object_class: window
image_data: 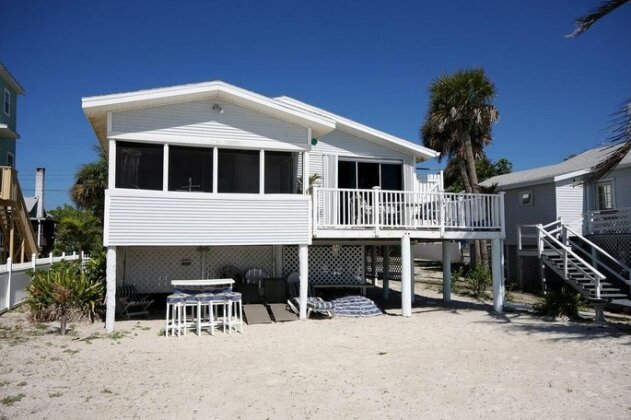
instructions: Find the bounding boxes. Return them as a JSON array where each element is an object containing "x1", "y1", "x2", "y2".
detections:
[
  {"x1": 265, "y1": 151, "x2": 295, "y2": 193},
  {"x1": 218, "y1": 149, "x2": 259, "y2": 193},
  {"x1": 6, "y1": 152, "x2": 14, "y2": 168},
  {"x1": 595, "y1": 181, "x2": 614, "y2": 210},
  {"x1": 115, "y1": 142, "x2": 164, "y2": 190},
  {"x1": 3, "y1": 89, "x2": 9, "y2": 116},
  {"x1": 519, "y1": 190, "x2": 533, "y2": 206},
  {"x1": 168, "y1": 146, "x2": 213, "y2": 192},
  {"x1": 337, "y1": 160, "x2": 403, "y2": 190}
]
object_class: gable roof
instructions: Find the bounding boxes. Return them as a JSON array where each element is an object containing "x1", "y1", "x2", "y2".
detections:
[
  {"x1": 275, "y1": 96, "x2": 439, "y2": 161},
  {"x1": 82, "y1": 80, "x2": 439, "y2": 160},
  {"x1": 481, "y1": 144, "x2": 631, "y2": 189},
  {"x1": 0, "y1": 63, "x2": 25, "y2": 95}
]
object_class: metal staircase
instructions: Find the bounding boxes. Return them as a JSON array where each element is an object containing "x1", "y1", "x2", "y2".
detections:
[{"x1": 536, "y1": 220, "x2": 631, "y2": 306}]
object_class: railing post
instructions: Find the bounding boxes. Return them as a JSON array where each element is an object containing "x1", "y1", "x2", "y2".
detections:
[
  {"x1": 49, "y1": 252, "x2": 53, "y2": 265},
  {"x1": 61, "y1": 252, "x2": 66, "y2": 261},
  {"x1": 595, "y1": 276, "x2": 601, "y2": 300},
  {"x1": 5, "y1": 257, "x2": 12, "y2": 310},
  {"x1": 372, "y1": 186, "x2": 380, "y2": 235},
  {"x1": 536, "y1": 224, "x2": 543, "y2": 257},
  {"x1": 31, "y1": 253, "x2": 37, "y2": 271},
  {"x1": 499, "y1": 192, "x2": 506, "y2": 237},
  {"x1": 563, "y1": 247, "x2": 568, "y2": 279},
  {"x1": 439, "y1": 191, "x2": 445, "y2": 237},
  {"x1": 312, "y1": 186, "x2": 319, "y2": 233}
]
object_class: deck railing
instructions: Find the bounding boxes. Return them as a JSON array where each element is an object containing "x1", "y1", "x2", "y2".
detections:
[
  {"x1": 584, "y1": 207, "x2": 631, "y2": 235},
  {"x1": 313, "y1": 187, "x2": 504, "y2": 235}
]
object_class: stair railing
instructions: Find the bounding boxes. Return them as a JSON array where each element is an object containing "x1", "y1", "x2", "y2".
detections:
[
  {"x1": 563, "y1": 224, "x2": 631, "y2": 292},
  {"x1": 537, "y1": 224, "x2": 606, "y2": 299}
]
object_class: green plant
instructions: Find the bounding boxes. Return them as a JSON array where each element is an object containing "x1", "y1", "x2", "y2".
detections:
[
  {"x1": 466, "y1": 265, "x2": 492, "y2": 298},
  {"x1": 25, "y1": 261, "x2": 105, "y2": 335},
  {"x1": 535, "y1": 286, "x2": 582, "y2": 319},
  {"x1": 1, "y1": 393, "x2": 25, "y2": 406}
]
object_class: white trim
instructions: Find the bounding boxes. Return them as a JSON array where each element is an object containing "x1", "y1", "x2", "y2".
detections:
[
  {"x1": 3, "y1": 88, "x2": 10, "y2": 117},
  {"x1": 106, "y1": 188, "x2": 311, "y2": 201},
  {"x1": 108, "y1": 140, "x2": 116, "y2": 189},
  {"x1": 6, "y1": 151, "x2": 14, "y2": 168},
  {"x1": 212, "y1": 146, "x2": 218, "y2": 194},
  {"x1": 553, "y1": 169, "x2": 590, "y2": 183},
  {"x1": 594, "y1": 178, "x2": 615, "y2": 210},
  {"x1": 163, "y1": 143, "x2": 169, "y2": 191},
  {"x1": 259, "y1": 150, "x2": 265, "y2": 195}
]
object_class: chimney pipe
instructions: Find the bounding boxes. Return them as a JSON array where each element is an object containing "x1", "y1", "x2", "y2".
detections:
[{"x1": 35, "y1": 167, "x2": 45, "y2": 219}]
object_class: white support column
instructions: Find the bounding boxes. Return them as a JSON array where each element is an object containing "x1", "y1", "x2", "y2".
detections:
[
  {"x1": 491, "y1": 238, "x2": 504, "y2": 313},
  {"x1": 442, "y1": 241, "x2": 452, "y2": 303},
  {"x1": 383, "y1": 245, "x2": 390, "y2": 299},
  {"x1": 108, "y1": 139, "x2": 116, "y2": 189},
  {"x1": 410, "y1": 241, "x2": 416, "y2": 304},
  {"x1": 273, "y1": 245, "x2": 283, "y2": 277},
  {"x1": 259, "y1": 150, "x2": 265, "y2": 195},
  {"x1": 401, "y1": 234, "x2": 412, "y2": 317},
  {"x1": 302, "y1": 151, "x2": 310, "y2": 195},
  {"x1": 105, "y1": 246, "x2": 117, "y2": 333},
  {"x1": 298, "y1": 244, "x2": 309, "y2": 320}
]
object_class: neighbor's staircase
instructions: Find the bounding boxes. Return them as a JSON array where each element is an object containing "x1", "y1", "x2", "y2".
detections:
[
  {"x1": 0, "y1": 166, "x2": 38, "y2": 263},
  {"x1": 536, "y1": 220, "x2": 631, "y2": 306}
]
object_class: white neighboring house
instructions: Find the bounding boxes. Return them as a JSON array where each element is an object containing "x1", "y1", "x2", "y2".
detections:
[
  {"x1": 481, "y1": 146, "x2": 631, "y2": 308},
  {"x1": 82, "y1": 80, "x2": 507, "y2": 332}
]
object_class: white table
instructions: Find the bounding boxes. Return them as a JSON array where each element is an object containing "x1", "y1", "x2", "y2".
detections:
[{"x1": 171, "y1": 279, "x2": 235, "y2": 288}]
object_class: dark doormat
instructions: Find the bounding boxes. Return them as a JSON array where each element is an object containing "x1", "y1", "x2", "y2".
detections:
[
  {"x1": 243, "y1": 304, "x2": 273, "y2": 324},
  {"x1": 268, "y1": 303, "x2": 298, "y2": 322}
]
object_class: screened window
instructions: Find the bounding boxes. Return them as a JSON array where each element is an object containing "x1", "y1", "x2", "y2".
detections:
[
  {"x1": 381, "y1": 163, "x2": 403, "y2": 190},
  {"x1": 265, "y1": 151, "x2": 295, "y2": 194},
  {"x1": 338, "y1": 160, "x2": 357, "y2": 189},
  {"x1": 3, "y1": 89, "x2": 9, "y2": 116},
  {"x1": 358, "y1": 162, "x2": 380, "y2": 189},
  {"x1": 168, "y1": 146, "x2": 213, "y2": 192},
  {"x1": 218, "y1": 149, "x2": 259, "y2": 193},
  {"x1": 338, "y1": 160, "x2": 402, "y2": 190},
  {"x1": 115, "y1": 142, "x2": 164, "y2": 190},
  {"x1": 595, "y1": 181, "x2": 614, "y2": 210}
]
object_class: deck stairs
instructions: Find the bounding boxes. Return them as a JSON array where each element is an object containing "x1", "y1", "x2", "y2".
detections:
[
  {"x1": 535, "y1": 220, "x2": 631, "y2": 306},
  {"x1": 0, "y1": 166, "x2": 38, "y2": 263}
]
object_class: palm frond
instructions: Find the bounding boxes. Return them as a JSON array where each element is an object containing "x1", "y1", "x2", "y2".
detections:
[{"x1": 567, "y1": 0, "x2": 630, "y2": 38}]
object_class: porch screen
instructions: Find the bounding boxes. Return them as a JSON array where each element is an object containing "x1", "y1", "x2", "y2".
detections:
[
  {"x1": 218, "y1": 149, "x2": 259, "y2": 193},
  {"x1": 265, "y1": 151, "x2": 295, "y2": 193},
  {"x1": 115, "y1": 142, "x2": 164, "y2": 190},
  {"x1": 168, "y1": 146, "x2": 213, "y2": 192}
]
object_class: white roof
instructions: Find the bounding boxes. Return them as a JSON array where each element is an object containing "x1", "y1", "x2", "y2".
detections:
[
  {"x1": 481, "y1": 144, "x2": 631, "y2": 189},
  {"x1": 82, "y1": 80, "x2": 438, "y2": 160}
]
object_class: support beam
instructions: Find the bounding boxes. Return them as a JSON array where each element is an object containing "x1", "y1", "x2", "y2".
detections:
[
  {"x1": 442, "y1": 241, "x2": 452, "y2": 303},
  {"x1": 491, "y1": 238, "x2": 504, "y2": 313},
  {"x1": 298, "y1": 244, "x2": 308, "y2": 320},
  {"x1": 410, "y1": 242, "x2": 416, "y2": 304},
  {"x1": 383, "y1": 245, "x2": 390, "y2": 299},
  {"x1": 401, "y1": 234, "x2": 412, "y2": 317},
  {"x1": 105, "y1": 246, "x2": 117, "y2": 333}
]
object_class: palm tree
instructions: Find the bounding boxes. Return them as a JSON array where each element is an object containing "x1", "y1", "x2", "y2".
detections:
[
  {"x1": 568, "y1": 0, "x2": 630, "y2": 182},
  {"x1": 421, "y1": 68, "x2": 499, "y2": 193},
  {"x1": 71, "y1": 146, "x2": 108, "y2": 222}
]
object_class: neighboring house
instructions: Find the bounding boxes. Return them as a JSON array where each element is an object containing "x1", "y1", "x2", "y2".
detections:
[
  {"x1": 0, "y1": 63, "x2": 38, "y2": 263},
  {"x1": 481, "y1": 146, "x2": 631, "y2": 310},
  {"x1": 82, "y1": 80, "x2": 507, "y2": 332},
  {"x1": 24, "y1": 168, "x2": 56, "y2": 256}
]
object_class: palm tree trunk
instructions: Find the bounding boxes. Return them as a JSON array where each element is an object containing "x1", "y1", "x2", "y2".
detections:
[
  {"x1": 458, "y1": 160, "x2": 472, "y2": 193},
  {"x1": 462, "y1": 133, "x2": 480, "y2": 193}
]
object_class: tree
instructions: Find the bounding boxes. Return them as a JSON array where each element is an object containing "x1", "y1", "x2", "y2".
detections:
[
  {"x1": 444, "y1": 155, "x2": 512, "y2": 193},
  {"x1": 49, "y1": 205, "x2": 102, "y2": 256},
  {"x1": 568, "y1": 0, "x2": 630, "y2": 182},
  {"x1": 421, "y1": 68, "x2": 499, "y2": 193},
  {"x1": 71, "y1": 146, "x2": 107, "y2": 223}
]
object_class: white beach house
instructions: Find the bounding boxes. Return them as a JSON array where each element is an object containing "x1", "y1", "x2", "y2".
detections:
[{"x1": 82, "y1": 81, "x2": 506, "y2": 331}]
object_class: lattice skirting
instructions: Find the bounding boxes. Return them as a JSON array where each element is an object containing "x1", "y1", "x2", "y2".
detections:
[
  {"x1": 588, "y1": 234, "x2": 631, "y2": 267},
  {"x1": 505, "y1": 245, "x2": 542, "y2": 292},
  {"x1": 364, "y1": 245, "x2": 402, "y2": 280},
  {"x1": 283, "y1": 245, "x2": 365, "y2": 285}
]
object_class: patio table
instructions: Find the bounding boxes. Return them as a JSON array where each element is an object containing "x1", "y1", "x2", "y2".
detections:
[{"x1": 171, "y1": 279, "x2": 235, "y2": 288}]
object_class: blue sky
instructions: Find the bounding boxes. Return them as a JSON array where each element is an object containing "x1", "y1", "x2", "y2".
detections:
[{"x1": 1, "y1": 0, "x2": 630, "y2": 208}]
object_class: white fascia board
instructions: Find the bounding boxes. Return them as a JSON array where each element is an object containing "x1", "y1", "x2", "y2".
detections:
[
  {"x1": 276, "y1": 96, "x2": 439, "y2": 160},
  {"x1": 553, "y1": 169, "x2": 590, "y2": 183},
  {"x1": 81, "y1": 81, "x2": 336, "y2": 136}
]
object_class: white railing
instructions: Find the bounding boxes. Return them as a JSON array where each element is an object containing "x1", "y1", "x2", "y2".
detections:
[
  {"x1": 415, "y1": 171, "x2": 444, "y2": 193},
  {"x1": 584, "y1": 207, "x2": 631, "y2": 235},
  {"x1": 537, "y1": 222, "x2": 606, "y2": 299},
  {"x1": 0, "y1": 251, "x2": 86, "y2": 312},
  {"x1": 313, "y1": 187, "x2": 504, "y2": 235}
]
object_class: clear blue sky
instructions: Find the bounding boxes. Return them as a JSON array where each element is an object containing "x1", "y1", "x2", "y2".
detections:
[{"x1": 1, "y1": 0, "x2": 630, "y2": 208}]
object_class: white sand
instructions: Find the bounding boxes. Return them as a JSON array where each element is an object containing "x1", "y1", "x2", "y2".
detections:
[{"x1": 1, "y1": 285, "x2": 630, "y2": 419}]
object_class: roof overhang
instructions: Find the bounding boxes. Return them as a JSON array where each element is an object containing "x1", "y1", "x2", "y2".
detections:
[
  {"x1": 0, "y1": 124, "x2": 19, "y2": 140},
  {"x1": 553, "y1": 169, "x2": 590, "y2": 183},
  {"x1": 275, "y1": 96, "x2": 440, "y2": 161},
  {"x1": 82, "y1": 81, "x2": 337, "y2": 147},
  {"x1": 0, "y1": 64, "x2": 25, "y2": 95}
]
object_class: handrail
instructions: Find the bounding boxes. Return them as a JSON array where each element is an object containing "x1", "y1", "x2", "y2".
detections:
[{"x1": 538, "y1": 226, "x2": 605, "y2": 279}]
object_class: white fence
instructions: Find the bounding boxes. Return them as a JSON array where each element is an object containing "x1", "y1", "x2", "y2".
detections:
[
  {"x1": 0, "y1": 252, "x2": 85, "y2": 313},
  {"x1": 584, "y1": 207, "x2": 631, "y2": 235}
]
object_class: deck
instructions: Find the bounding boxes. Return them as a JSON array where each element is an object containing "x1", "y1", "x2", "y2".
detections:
[{"x1": 312, "y1": 187, "x2": 505, "y2": 240}]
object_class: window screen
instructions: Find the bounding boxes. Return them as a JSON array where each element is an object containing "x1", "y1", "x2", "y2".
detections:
[
  {"x1": 168, "y1": 146, "x2": 213, "y2": 192},
  {"x1": 265, "y1": 151, "x2": 295, "y2": 193},
  {"x1": 380, "y1": 164, "x2": 403, "y2": 190},
  {"x1": 596, "y1": 182, "x2": 613, "y2": 210},
  {"x1": 338, "y1": 161, "x2": 357, "y2": 189},
  {"x1": 115, "y1": 142, "x2": 163, "y2": 190},
  {"x1": 218, "y1": 149, "x2": 259, "y2": 193}
]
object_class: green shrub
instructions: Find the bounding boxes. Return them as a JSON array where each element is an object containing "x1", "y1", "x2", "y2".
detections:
[
  {"x1": 26, "y1": 261, "x2": 105, "y2": 335},
  {"x1": 466, "y1": 265, "x2": 492, "y2": 298},
  {"x1": 535, "y1": 286, "x2": 581, "y2": 319}
]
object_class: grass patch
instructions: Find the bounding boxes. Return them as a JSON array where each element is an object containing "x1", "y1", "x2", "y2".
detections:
[
  {"x1": 1, "y1": 393, "x2": 25, "y2": 406},
  {"x1": 16, "y1": 381, "x2": 27, "y2": 387},
  {"x1": 62, "y1": 348, "x2": 79, "y2": 355},
  {"x1": 101, "y1": 388, "x2": 113, "y2": 394},
  {"x1": 48, "y1": 392, "x2": 63, "y2": 398}
]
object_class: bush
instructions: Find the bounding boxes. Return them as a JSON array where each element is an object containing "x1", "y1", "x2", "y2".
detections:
[
  {"x1": 535, "y1": 286, "x2": 581, "y2": 319},
  {"x1": 465, "y1": 265, "x2": 492, "y2": 298},
  {"x1": 26, "y1": 261, "x2": 105, "y2": 335}
]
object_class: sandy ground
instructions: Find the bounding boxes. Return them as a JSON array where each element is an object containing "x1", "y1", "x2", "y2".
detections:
[{"x1": 1, "y1": 281, "x2": 631, "y2": 420}]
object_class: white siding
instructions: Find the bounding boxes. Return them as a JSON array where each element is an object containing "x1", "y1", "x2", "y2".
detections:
[
  {"x1": 316, "y1": 129, "x2": 411, "y2": 160},
  {"x1": 111, "y1": 99, "x2": 308, "y2": 150},
  {"x1": 555, "y1": 179, "x2": 585, "y2": 231},
  {"x1": 503, "y1": 183, "x2": 557, "y2": 245},
  {"x1": 105, "y1": 190, "x2": 311, "y2": 246},
  {"x1": 614, "y1": 167, "x2": 631, "y2": 209}
]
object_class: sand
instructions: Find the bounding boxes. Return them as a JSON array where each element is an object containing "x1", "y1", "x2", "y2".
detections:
[{"x1": 1, "y1": 284, "x2": 630, "y2": 420}]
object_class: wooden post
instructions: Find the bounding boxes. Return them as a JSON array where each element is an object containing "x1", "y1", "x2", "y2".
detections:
[
  {"x1": 442, "y1": 241, "x2": 452, "y2": 303},
  {"x1": 20, "y1": 240, "x2": 24, "y2": 263},
  {"x1": 491, "y1": 238, "x2": 504, "y2": 313},
  {"x1": 105, "y1": 246, "x2": 117, "y2": 332},
  {"x1": 298, "y1": 244, "x2": 308, "y2": 320},
  {"x1": 383, "y1": 245, "x2": 390, "y2": 299},
  {"x1": 401, "y1": 234, "x2": 412, "y2": 317}
]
